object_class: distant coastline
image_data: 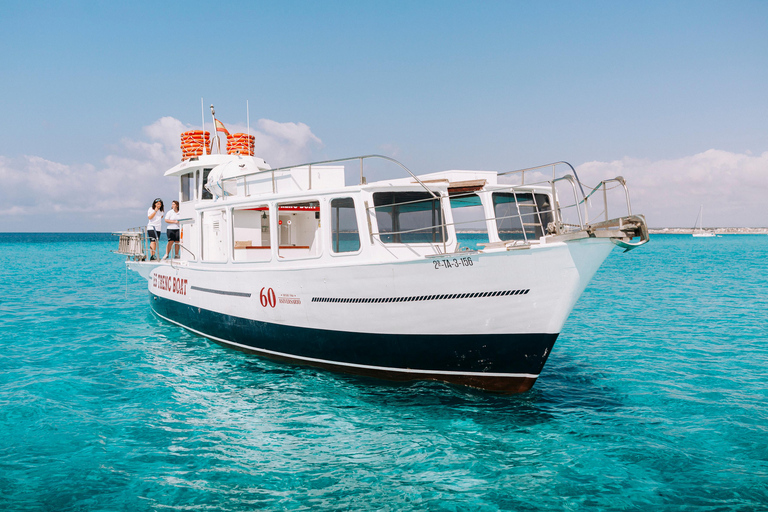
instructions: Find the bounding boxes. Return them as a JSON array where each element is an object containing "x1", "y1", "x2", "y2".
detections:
[
  {"x1": 452, "y1": 228, "x2": 768, "y2": 235},
  {"x1": 648, "y1": 227, "x2": 768, "y2": 235}
]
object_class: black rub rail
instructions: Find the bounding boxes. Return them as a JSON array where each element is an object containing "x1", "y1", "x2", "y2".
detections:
[{"x1": 311, "y1": 289, "x2": 530, "y2": 304}]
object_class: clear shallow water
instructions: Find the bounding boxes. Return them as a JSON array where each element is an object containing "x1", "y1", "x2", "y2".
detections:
[{"x1": 1, "y1": 233, "x2": 766, "y2": 511}]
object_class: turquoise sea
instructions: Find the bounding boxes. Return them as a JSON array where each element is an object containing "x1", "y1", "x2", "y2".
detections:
[{"x1": 1, "y1": 233, "x2": 766, "y2": 511}]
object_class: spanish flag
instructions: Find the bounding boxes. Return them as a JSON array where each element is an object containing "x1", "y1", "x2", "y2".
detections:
[{"x1": 215, "y1": 119, "x2": 230, "y2": 136}]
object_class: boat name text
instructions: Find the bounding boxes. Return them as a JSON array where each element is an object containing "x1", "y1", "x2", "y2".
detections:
[{"x1": 153, "y1": 274, "x2": 188, "y2": 295}]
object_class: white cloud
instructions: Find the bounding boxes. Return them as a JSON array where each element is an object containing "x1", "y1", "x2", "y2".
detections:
[
  {"x1": 0, "y1": 117, "x2": 323, "y2": 231},
  {"x1": 1, "y1": 122, "x2": 764, "y2": 231},
  {"x1": 253, "y1": 119, "x2": 323, "y2": 166},
  {"x1": 576, "y1": 150, "x2": 768, "y2": 227}
]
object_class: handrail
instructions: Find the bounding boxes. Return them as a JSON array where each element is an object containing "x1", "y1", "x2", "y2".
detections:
[
  {"x1": 220, "y1": 154, "x2": 439, "y2": 199},
  {"x1": 580, "y1": 177, "x2": 633, "y2": 221},
  {"x1": 552, "y1": 175, "x2": 585, "y2": 228},
  {"x1": 113, "y1": 226, "x2": 149, "y2": 261},
  {"x1": 369, "y1": 206, "x2": 559, "y2": 240},
  {"x1": 366, "y1": 184, "x2": 560, "y2": 244},
  {"x1": 209, "y1": 155, "x2": 636, "y2": 249},
  {"x1": 498, "y1": 161, "x2": 587, "y2": 200},
  {"x1": 170, "y1": 243, "x2": 196, "y2": 268}
]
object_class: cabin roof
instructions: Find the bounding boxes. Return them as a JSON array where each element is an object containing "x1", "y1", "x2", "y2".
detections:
[{"x1": 165, "y1": 154, "x2": 270, "y2": 177}]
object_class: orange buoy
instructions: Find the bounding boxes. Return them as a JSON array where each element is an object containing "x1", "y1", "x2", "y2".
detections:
[
  {"x1": 180, "y1": 130, "x2": 211, "y2": 160},
  {"x1": 227, "y1": 133, "x2": 255, "y2": 156}
]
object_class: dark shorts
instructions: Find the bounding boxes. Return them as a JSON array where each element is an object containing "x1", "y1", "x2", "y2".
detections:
[
  {"x1": 148, "y1": 228, "x2": 160, "y2": 241},
  {"x1": 167, "y1": 229, "x2": 180, "y2": 242}
]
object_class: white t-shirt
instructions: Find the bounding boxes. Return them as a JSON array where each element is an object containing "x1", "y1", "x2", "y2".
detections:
[
  {"x1": 147, "y1": 207, "x2": 163, "y2": 231},
  {"x1": 165, "y1": 209, "x2": 180, "y2": 231}
]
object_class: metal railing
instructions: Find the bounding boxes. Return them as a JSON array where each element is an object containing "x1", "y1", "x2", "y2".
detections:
[
  {"x1": 113, "y1": 227, "x2": 198, "y2": 263},
  {"x1": 170, "y1": 243, "x2": 196, "y2": 267},
  {"x1": 498, "y1": 161, "x2": 587, "y2": 198},
  {"x1": 219, "y1": 154, "x2": 440, "y2": 199},
  {"x1": 362, "y1": 170, "x2": 636, "y2": 250},
  {"x1": 365, "y1": 185, "x2": 557, "y2": 248},
  {"x1": 210, "y1": 155, "x2": 638, "y2": 251},
  {"x1": 581, "y1": 177, "x2": 633, "y2": 222},
  {"x1": 112, "y1": 227, "x2": 148, "y2": 261}
]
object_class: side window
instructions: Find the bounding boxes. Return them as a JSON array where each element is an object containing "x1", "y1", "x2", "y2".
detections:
[
  {"x1": 534, "y1": 193, "x2": 554, "y2": 234},
  {"x1": 201, "y1": 168, "x2": 213, "y2": 200},
  {"x1": 277, "y1": 201, "x2": 321, "y2": 260},
  {"x1": 493, "y1": 192, "x2": 551, "y2": 241},
  {"x1": 331, "y1": 198, "x2": 360, "y2": 253},
  {"x1": 233, "y1": 206, "x2": 271, "y2": 262},
  {"x1": 180, "y1": 173, "x2": 194, "y2": 202},
  {"x1": 373, "y1": 192, "x2": 444, "y2": 243},
  {"x1": 449, "y1": 193, "x2": 489, "y2": 250}
]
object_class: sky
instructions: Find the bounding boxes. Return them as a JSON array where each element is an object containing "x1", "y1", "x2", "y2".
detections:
[{"x1": 1, "y1": 0, "x2": 766, "y2": 231}]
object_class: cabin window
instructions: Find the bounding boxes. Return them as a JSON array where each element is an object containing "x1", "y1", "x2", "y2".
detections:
[
  {"x1": 331, "y1": 198, "x2": 361, "y2": 253},
  {"x1": 180, "y1": 173, "x2": 194, "y2": 202},
  {"x1": 449, "y1": 193, "x2": 489, "y2": 250},
  {"x1": 492, "y1": 192, "x2": 553, "y2": 241},
  {"x1": 201, "y1": 168, "x2": 213, "y2": 200},
  {"x1": 373, "y1": 192, "x2": 445, "y2": 244},
  {"x1": 232, "y1": 206, "x2": 271, "y2": 262},
  {"x1": 201, "y1": 210, "x2": 227, "y2": 262},
  {"x1": 277, "y1": 201, "x2": 321, "y2": 260}
]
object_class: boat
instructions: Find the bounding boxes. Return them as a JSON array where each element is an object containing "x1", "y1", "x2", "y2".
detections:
[
  {"x1": 115, "y1": 107, "x2": 649, "y2": 393},
  {"x1": 692, "y1": 206, "x2": 716, "y2": 237}
]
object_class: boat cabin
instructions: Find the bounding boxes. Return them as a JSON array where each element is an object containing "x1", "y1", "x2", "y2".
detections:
[{"x1": 163, "y1": 154, "x2": 559, "y2": 266}]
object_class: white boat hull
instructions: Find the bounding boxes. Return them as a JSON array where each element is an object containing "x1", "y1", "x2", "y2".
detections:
[{"x1": 129, "y1": 238, "x2": 614, "y2": 392}]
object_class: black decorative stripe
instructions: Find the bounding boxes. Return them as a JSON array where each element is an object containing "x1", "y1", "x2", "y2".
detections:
[
  {"x1": 311, "y1": 289, "x2": 529, "y2": 303},
  {"x1": 190, "y1": 286, "x2": 251, "y2": 298},
  {"x1": 150, "y1": 293, "x2": 556, "y2": 377}
]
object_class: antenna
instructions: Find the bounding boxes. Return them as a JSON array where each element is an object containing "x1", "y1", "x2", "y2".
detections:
[{"x1": 247, "y1": 100, "x2": 250, "y2": 137}]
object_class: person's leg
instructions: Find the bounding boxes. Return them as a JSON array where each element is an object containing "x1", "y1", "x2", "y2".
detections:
[
  {"x1": 149, "y1": 229, "x2": 158, "y2": 259},
  {"x1": 166, "y1": 230, "x2": 179, "y2": 259}
]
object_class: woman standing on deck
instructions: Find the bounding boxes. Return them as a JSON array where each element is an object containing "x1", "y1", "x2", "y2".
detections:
[
  {"x1": 163, "y1": 201, "x2": 180, "y2": 260},
  {"x1": 147, "y1": 198, "x2": 164, "y2": 260}
]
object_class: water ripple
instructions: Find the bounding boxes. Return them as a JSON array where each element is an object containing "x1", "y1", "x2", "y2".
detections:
[{"x1": 0, "y1": 234, "x2": 766, "y2": 510}]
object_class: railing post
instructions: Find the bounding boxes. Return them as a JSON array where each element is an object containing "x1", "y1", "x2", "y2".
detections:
[
  {"x1": 551, "y1": 181, "x2": 561, "y2": 234},
  {"x1": 308, "y1": 164, "x2": 312, "y2": 190},
  {"x1": 359, "y1": 158, "x2": 364, "y2": 185},
  {"x1": 617, "y1": 177, "x2": 633, "y2": 216},
  {"x1": 569, "y1": 177, "x2": 584, "y2": 228}
]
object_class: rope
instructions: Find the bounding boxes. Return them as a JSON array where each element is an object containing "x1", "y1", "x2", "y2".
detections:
[
  {"x1": 180, "y1": 130, "x2": 211, "y2": 160},
  {"x1": 227, "y1": 133, "x2": 255, "y2": 156}
]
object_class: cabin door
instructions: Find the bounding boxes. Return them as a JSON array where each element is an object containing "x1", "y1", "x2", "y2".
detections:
[{"x1": 201, "y1": 210, "x2": 228, "y2": 262}]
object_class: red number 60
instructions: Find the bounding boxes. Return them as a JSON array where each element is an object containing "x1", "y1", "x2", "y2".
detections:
[{"x1": 260, "y1": 287, "x2": 276, "y2": 308}]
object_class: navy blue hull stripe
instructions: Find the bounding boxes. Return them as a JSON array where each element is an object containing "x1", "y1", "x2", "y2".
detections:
[
  {"x1": 150, "y1": 293, "x2": 557, "y2": 377},
  {"x1": 190, "y1": 286, "x2": 252, "y2": 297},
  {"x1": 312, "y1": 289, "x2": 529, "y2": 304}
]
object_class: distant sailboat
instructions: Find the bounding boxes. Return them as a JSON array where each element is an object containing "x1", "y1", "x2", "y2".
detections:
[{"x1": 692, "y1": 206, "x2": 716, "y2": 237}]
